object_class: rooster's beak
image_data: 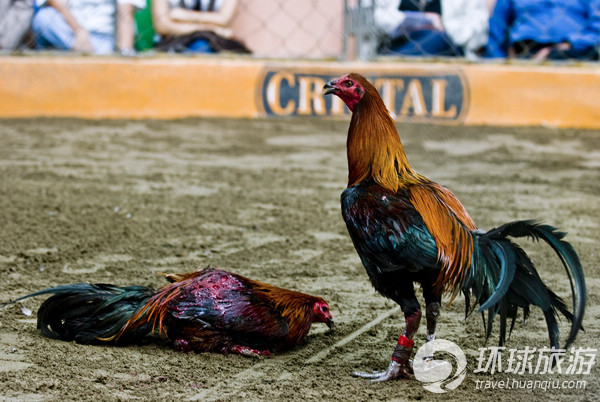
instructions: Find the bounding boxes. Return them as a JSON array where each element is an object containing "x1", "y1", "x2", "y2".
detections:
[
  {"x1": 326, "y1": 318, "x2": 334, "y2": 330},
  {"x1": 323, "y1": 81, "x2": 337, "y2": 95}
]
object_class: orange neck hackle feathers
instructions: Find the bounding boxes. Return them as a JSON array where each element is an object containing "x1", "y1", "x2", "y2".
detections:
[
  {"x1": 253, "y1": 281, "x2": 326, "y2": 348},
  {"x1": 341, "y1": 73, "x2": 477, "y2": 298},
  {"x1": 346, "y1": 76, "x2": 422, "y2": 191}
]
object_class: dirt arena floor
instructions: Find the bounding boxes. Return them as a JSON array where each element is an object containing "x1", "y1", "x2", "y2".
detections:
[{"x1": 0, "y1": 117, "x2": 598, "y2": 401}]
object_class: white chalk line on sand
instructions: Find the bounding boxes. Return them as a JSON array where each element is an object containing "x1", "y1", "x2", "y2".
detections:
[
  {"x1": 304, "y1": 305, "x2": 401, "y2": 364},
  {"x1": 187, "y1": 306, "x2": 401, "y2": 400},
  {"x1": 238, "y1": 305, "x2": 401, "y2": 377}
]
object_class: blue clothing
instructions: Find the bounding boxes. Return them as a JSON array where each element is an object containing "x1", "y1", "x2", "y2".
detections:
[
  {"x1": 486, "y1": 0, "x2": 600, "y2": 58},
  {"x1": 32, "y1": 7, "x2": 114, "y2": 54},
  {"x1": 186, "y1": 38, "x2": 215, "y2": 53},
  {"x1": 386, "y1": 30, "x2": 462, "y2": 56}
]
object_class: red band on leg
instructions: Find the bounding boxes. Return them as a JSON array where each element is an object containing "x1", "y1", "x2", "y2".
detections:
[{"x1": 397, "y1": 334, "x2": 414, "y2": 348}]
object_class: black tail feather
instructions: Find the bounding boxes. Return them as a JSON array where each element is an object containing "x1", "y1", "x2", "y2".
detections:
[
  {"x1": 3, "y1": 284, "x2": 155, "y2": 345},
  {"x1": 465, "y1": 220, "x2": 586, "y2": 349}
]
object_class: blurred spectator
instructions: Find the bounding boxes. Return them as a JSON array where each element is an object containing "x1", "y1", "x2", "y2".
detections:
[
  {"x1": 134, "y1": 0, "x2": 155, "y2": 51},
  {"x1": 153, "y1": 0, "x2": 250, "y2": 53},
  {"x1": 374, "y1": 0, "x2": 489, "y2": 59},
  {"x1": 32, "y1": 0, "x2": 145, "y2": 55},
  {"x1": 0, "y1": 0, "x2": 34, "y2": 50},
  {"x1": 485, "y1": 0, "x2": 600, "y2": 61}
]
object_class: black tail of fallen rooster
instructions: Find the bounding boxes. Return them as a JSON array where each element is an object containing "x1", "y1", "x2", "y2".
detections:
[
  {"x1": 3, "y1": 284, "x2": 156, "y2": 345},
  {"x1": 464, "y1": 220, "x2": 586, "y2": 349}
]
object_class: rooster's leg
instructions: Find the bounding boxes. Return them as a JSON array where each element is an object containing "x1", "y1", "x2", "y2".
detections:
[
  {"x1": 422, "y1": 281, "x2": 442, "y2": 342},
  {"x1": 353, "y1": 293, "x2": 421, "y2": 381},
  {"x1": 425, "y1": 301, "x2": 441, "y2": 341},
  {"x1": 173, "y1": 338, "x2": 193, "y2": 353},
  {"x1": 230, "y1": 345, "x2": 271, "y2": 357}
]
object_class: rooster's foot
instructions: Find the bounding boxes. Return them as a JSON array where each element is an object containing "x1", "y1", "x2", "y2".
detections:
[
  {"x1": 173, "y1": 338, "x2": 193, "y2": 353},
  {"x1": 352, "y1": 359, "x2": 414, "y2": 382},
  {"x1": 230, "y1": 345, "x2": 271, "y2": 357}
]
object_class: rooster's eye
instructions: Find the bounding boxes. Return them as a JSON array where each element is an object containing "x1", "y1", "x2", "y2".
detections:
[
  {"x1": 322, "y1": 306, "x2": 329, "y2": 312},
  {"x1": 344, "y1": 80, "x2": 353, "y2": 88}
]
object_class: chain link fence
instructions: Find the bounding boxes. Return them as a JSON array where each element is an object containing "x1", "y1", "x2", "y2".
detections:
[
  {"x1": 238, "y1": 0, "x2": 600, "y2": 63},
  {"x1": 2, "y1": 0, "x2": 598, "y2": 62},
  {"x1": 349, "y1": 0, "x2": 599, "y2": 62},
  {"x1": 232, "y1": 0, "x2": 344, "y2": 59}
]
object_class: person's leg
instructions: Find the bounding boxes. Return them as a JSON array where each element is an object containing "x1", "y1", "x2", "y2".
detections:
[
  {"x1": 548, "y1": 46, "x2": 598, "y2": 61},
  {"x1": 392, "y1": 30, "x2": 460, "y2": 56},
  {"x1": 31, "y1": 7, "x2": 74, "y2": 50},
  {"x1": 33, "y1": 8, "x2": 115, "y2": 54},
  {"x1": 89, "y1": 32, "x2": 115, "y2": 54}
]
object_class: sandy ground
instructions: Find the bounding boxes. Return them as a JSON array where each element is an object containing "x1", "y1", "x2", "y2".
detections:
[{"x1": 0, "y1": 117, "x2": 598, "y2": 401}]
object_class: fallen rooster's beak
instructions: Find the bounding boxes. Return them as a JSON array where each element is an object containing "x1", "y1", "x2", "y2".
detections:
[{"x1": 326, "y1": 318, "x2": 334, "y2": 330}]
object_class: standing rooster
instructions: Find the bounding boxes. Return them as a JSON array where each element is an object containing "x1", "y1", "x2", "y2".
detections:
[
  {"x1": 323, "y1": 73, "x2": 585, "y2": 381},
  {"x1": 3, "y1": 267, "x2": 333, "y2": 356}
]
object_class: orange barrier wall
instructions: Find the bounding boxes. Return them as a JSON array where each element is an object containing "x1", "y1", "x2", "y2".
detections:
[
  {"x1": 0, "y1": 57, "x2": 262, "y2": 119},
  {"x1": 1, "y1": 56, "x2": 599, "y2": 128}
]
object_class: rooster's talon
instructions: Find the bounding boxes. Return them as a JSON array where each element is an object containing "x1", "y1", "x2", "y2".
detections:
[
  {"x1": 352, "y1": 360, "x2": 414, "y2": 382},
  {"x1": 231, "y1": 345, "x2": 271, "y2": 357}
]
